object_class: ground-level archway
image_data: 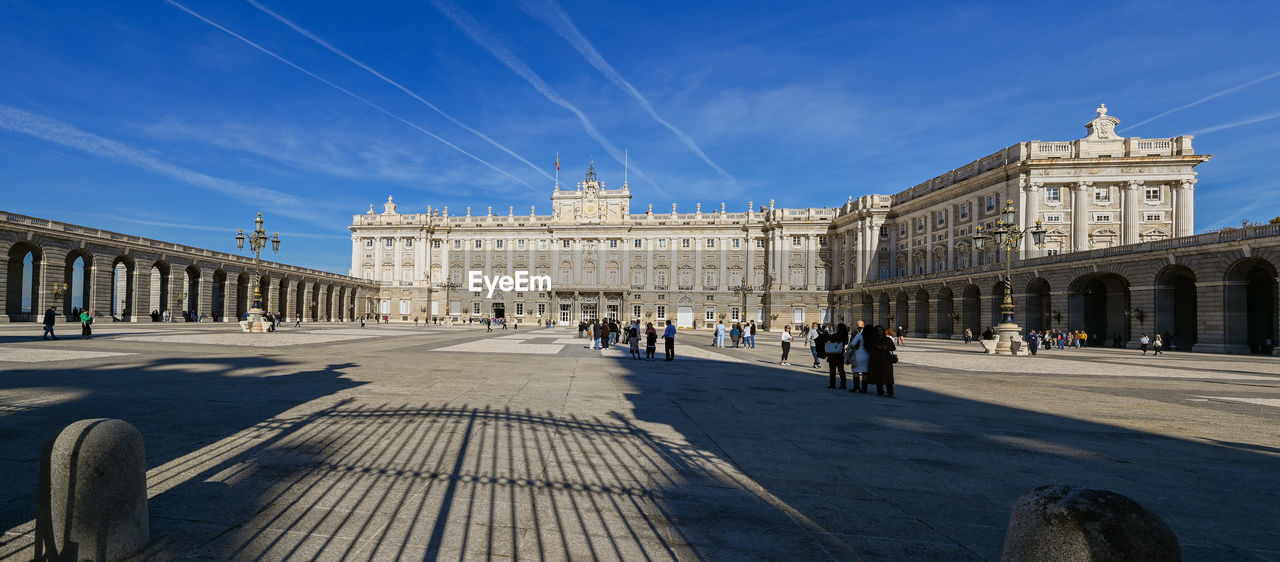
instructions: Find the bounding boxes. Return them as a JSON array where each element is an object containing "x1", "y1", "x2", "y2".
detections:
[
  {"x1": 1025, "y1": 278, "x2": 1052, "y2": 333},
  {"x1": 913, "y1": 288, "x2": 930, "y2": 337},
  {"x1": 1154, "y1": 265, "x2": 1197, "y2": 351},
  {"x1": 1225, "y1": 258, "x2": 1277, "y2": 354},
  {"x1": 6, "y1": 242, "x2": 42, "y2": 321},
  {"x1": 894, "y1": 291, "x2": 909, "y2": 333},
  {"x1": 1069, "y1": 273, "x2": 1131, "y2": 346},
  {"x1": 962, "y1": 285, "x2": 980, "y2": 337},
  {"x1": 936, "y1": 287, "x2": 954, "y2": 339}
]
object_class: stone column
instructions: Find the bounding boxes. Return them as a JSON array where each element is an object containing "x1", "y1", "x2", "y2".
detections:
[
  {"x1": 1123, "y1": 180, "x2": 1142, "y2": 246},
  {"x1": 222, "y1": 270, "x2": 238, "y2": 321},
  {"x1": 41, "y1": 247, "x2": 68, "y2": 318},
  {"x1": 1072, "y1": 182, "x2": 1091, "y2": 251},
  {"x1": 1174, "y1": 178, "x2": 1196, "y2": 237},
  {"x1": 284, "y1": 280, "x2": 298, "y2": 322},
  {"x1": 1025, "y1": 183, "x2": 1041, "y2": 257},
  {"x1": 350, "y1": 235, "x2": 361, "y2": 277},
  {"x1": 198, "y1": 268, "x2": 214, "y2": 320},
  {"x1": 0, "y1": 240, "x2": 11, "y2": 322},
  {"x1": 90, "y1": 253, "x2": 115, "y2": 318},
  {"x1": 131, "y1": 259, "x2": 153, "y2": 322},
  {"x1": 167, "y1": 263, "x2": 187, "y2": 321}
]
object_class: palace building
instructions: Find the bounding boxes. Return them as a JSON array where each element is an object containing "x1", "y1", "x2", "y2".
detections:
[{"x1": 350, "y1": 105, "x2": 1210, "y2": 330}]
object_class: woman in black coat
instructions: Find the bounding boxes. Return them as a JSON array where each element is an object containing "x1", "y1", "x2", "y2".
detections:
[{"x1": 864, "y1": 325, "x2": 897, "y2": 397}]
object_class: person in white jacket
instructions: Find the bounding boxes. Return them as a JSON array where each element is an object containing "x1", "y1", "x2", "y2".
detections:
[
  {"x1": 780, "y1": 325, "x2": 794, "y2": 365},
  {"x1": 845, "y1": 322, "x2": 871, "y2": 393}
]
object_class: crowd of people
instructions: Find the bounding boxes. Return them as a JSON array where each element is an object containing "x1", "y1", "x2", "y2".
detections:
[
  {"x1": 578, "y1": 319, "x2": 675, "y2": 360},
  {"x1": 785, "y1": 321, "x2": 899, "y2": 397}
]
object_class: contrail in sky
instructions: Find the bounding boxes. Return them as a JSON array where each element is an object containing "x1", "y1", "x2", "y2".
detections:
[
  {"x1": 1121, "y1": 68, "x2": 1280, "y2": 132},
  {"x1": 428, "y1": 0, "x2": 667, "y2": 196},
  {"x1": 245, "y1": 0, "x2": 554, "y2": 185},
  {"x1": 0, "y1": 103, "x2": 328, "y2": 224},
  {"x1": 1187, "y1": 111, "x2": 1280, "y2": 135},
  {"x1": 519, "y1": 0, "x2": 736, "y2": 186},
  {"x1": 164, "y1": 0, "x2": 546, "y2": 195}
]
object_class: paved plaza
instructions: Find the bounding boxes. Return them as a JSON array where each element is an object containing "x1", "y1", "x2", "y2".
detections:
[{"x1": 0, "y1": 322, "x2": 1277, "y2": 560}]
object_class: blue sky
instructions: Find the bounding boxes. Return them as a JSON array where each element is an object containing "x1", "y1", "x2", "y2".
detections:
[{"x1": 2, "y1": 0, "x2": 1279, "y2": 273}]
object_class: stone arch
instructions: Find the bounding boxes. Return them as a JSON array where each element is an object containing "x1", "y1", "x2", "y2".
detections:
[
  {"x1": 936, "y1": 286, "x2": 955, "y2": 339},
  {"x1": 913, "y1": 288, "x2": 930, "y2": 337},
  {"x1": 112, "y1": 255, "x2": 136, "y2": 321},
  {"x1": 1154, "y1": 264, "x2": 1197, "y2": 351},
  {"x1": 150, "y1": 260, "x2": 173, "y2": 317},
  {"x1": 277, "y1": 275, "x2": 291, "y2": 321},
  {"x1": 894, "y1": 290, "x2": 909, "y2": 332},
  {"x1": 235, "y1": 271, "x2": 252, "y2": 320},
  {"x1": 1224, "y1": 257, "x2": 1277, "y2": 354},
  {"x1": 1068, "y1": 272, "x2": 1132, "y2": 345},
  {"x1": 256, "y1": 272, "x2": 272, "y2": 313},
  {"x1": 64, "y1": 248, "x2": 94, "y2": 315},
  {"x1": 1024, "y1": 277, "x2": 1052, "y2": 333},
  {"x1": 962, "y1": 284, "x2": 981, "y2": 336},
  {"x1": 211, "y1": 269, "x2": 227, "y2": 320},
  {"x1": 6, "y1": 241, "x2": 43, "y2": 321}
]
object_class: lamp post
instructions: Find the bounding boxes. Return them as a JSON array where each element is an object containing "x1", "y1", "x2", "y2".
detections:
[
  {"x1": 440, "y1": 280, "x2": 460, "y2": 325},
  {"x1": 731, "y1": 282, "x2": 754, "y2": 326},
  {"x1": 234, "y1": 212, "x2": 281, "y2": 332},
  {"x1": 972, "y1": 200, "x2": 1046, "y2": 355}
]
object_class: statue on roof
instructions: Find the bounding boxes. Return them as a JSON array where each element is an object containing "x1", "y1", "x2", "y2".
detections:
[
  {"x1": 382, "y1": 195, "x2": 398, "y2": 215},
  {"x1": 1085, "y1": 103, "x2": 1121, "y2": 140}
]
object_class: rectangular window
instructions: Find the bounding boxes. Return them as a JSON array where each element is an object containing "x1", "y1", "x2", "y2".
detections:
[
  {"x1": 959, "y1": 203, "x2": 969, "y2": 219},
  {"x1": 634, "y1": 239, "x2": 642, "y2": 249},
  {"x1": 899, "y1": 224, "x2": 906, "y2": 237},
  {"x1": 1044, "y1": 213, "x2": 1063, "y2": 223},
  {"x1": 385, "y1": 239, "x2": 394, "y2": 247},
  {"x1": 793, "y1": 236, "x2": 803, "y2": 246},
  {"x1": 453, "y1": 240, "x2": 462, "y2": 249},
  {"x1": 706, "y1": 238, "x2": 715, "y2": 249},
  {"x1": 705, "y1": 307, "x2": 716, "y2": 321},
  {"x1": 609, "y1": 239, "x2": 618, "y2": 248},
  {"x1": 986, "y1": 196, "x2": 996, "y2": 212},
  {"x1": 732, "y1": 239, "x2": 741, "y2": 249},
  {"x1": 474, "y1": 240, "x2": 483, "y2": 249},
  {"x1": 515, "y1": 302, "x2": 524, "y2": 316},
  {"x1": 432, "y1": 240, "x2": 441, "y2": 248},
  {"x1": 937, "y1": 211, "x2": 946, "y2": 225},
  {"x1": 1046, "y1": 187, "x2": 1061, "y2": 202},
  {"x1": 756, "y1": 238, "x2": 764, "y2": 248},
  {"x1": 656, "y1": 305, "x2": 666, "y2": 319},
  {"x1": 793, "y1": 307, "x2": 804, "y2": 323},
  {"x1": 538, "y1": 240, "x2": 548, "y2": 250},
  {"x1": 658, "y1": 239, "x2": 668, "y2": 250},
  {"x1": 562, "y1": 240, "x2": 571, "y2": 248},
  {"x1": 632, "y1": 304, "x2": 641, "y2": 318},
  {"x1": 537, "y1": 303, "x2": 546, "y2": 316},
  {"x1": 730, "y1": 307, "x2": 740, "y2": 321},
  {"x1": 1095, "y1": 213, "x2": 1113, "y2": 222},
  {"x1": 365, "y1": 239, "x2": 373, "y2": 247},
  {"x1": 1094, "y1": 187, "x2": 1110, "y2": 203},
  {"x1": 405, "y1": 239, "x2": 413, "y2": 248},
  {"x1": 399, "y1": 300, "x2": 410, "y2": 315},
  {"x1": 1144, "y1": 212, "x2": 1163, "y2": 221},
  {"x1": 471, "y1": 302, "x2": 481, "y2": 315},
  {"x1": 681, "y1": 239, "x2": 691, "y2": 249},
  {"x1": 495, "y1": 240, "x2": 504, "y2": 249},
  {"x1": 1145, "y1": 186, "x2": 1161, "y2": 201},
  {"x1": 516, "y1": 240, "x2": 525, "y2": 250}
]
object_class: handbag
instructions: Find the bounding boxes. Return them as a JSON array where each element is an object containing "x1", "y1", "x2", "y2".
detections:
[{"x1": 890, "y1": 351, "x2": 899, "y2": 364}]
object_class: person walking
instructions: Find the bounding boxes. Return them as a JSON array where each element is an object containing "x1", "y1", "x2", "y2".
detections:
[
  {"x1": 964, "y1": 328, "x2": 972, "y2": 344},
  {"x1": 589, "y1": 321, "x2": 599, "y2": 349},
  {"x1": 1153, "y1": 334, "x2": 1164, "y2": 356},
  {"x1": 714, "y1": 321, "x2": 726, "y2": 348},
  {"x1": 780, "y1": 325, "x2": 793, "y2": 365},
  {"x1": 747, "y1": 321, "x2": 757, "y2": 349},
  {"x1": 42, "y1": 306, "x2": 59, "y2": 340},
  {"x1": 846, "y1": 323, "x2": 870, "y2": 393},
  {"x1": 629, "y1": 323, "x2": 641, "y2": 359},
  {"x1": 662, "y1": 320, "x2": 676, "y2": 361},
  {"x1": 1139, "y1": 333, "x2": 1150, "y2": 355},
  {"x1": 895, "y1": 326, "x2": 905, "y2": 346},
  {"x1": 79, "y1": 308, "x2": 93, "y2": 339},
  {"x1": 1028, "y1": 330, "x2": 1040, "y2": 355},
  {"x1": 730, "y1": 323, "x2": 742, "y2": 348},
  {"x1": 600, "y1": 321, "x2": 611, "y2": 350},
  {"x1": 806, "y1": 322, "x2": 821, "y2": 368},
  {"x1": 645, "y1": 322, "x2": 657, "y2": 360},
  {"x1": 822, "y1": 323, "x2": 850, "y2": 389},
  {"x1": 865, "y1": 325, "x2": 897, "y2": 397}
]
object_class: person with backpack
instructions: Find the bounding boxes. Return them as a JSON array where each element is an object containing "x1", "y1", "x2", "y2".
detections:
[{"x1": 820, "y1": 323, "x2": 850, "y2": 389}]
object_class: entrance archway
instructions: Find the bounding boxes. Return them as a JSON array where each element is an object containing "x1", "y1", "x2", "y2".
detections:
[
  {"x1": 1025, "y1": 278, "x2": 1052, "y2": 333},
  {"x1": 936, "y1": 287, "x2": 955, "y2": 339},
  {"x1": 150, "y1": 261, "x2": 171, "y2": 318},
  {"x1": 1225, "y1": 258, "x2": 1277, "y2": 354},
  {"x1": 962, "y1": 285, "x2": 980, "y2": 336},
  {"x1": 6, "y1": 242, "x2": 42, "y2": 321},
  {"x1": 860, "y1": 293, "x2": 874, "y2": 326},
  {"x1": 913, "y1": 289, "x2": 930, "y2": 337},
  {"x1": 1069, "y1": 273, "x2": 1131, "y2": 346},
  {"x1": 112, "y1": 257, "x2": 134, "y2": 321},
  {"x1": 893, "y1": 291, "x2": 909, "y2": 332},
  {"x1": 65, "y1": 250, "x2": 93, "y2": 316},
  {"x1": 185, "y1": 264, "x2": 201, "y2": 319},
  {"x1": 212, "y1": 269, "x2": 226, "y2": 320},
  {"x1": 1154, "y1": 265, "x2": 1197, "y2": 351}
]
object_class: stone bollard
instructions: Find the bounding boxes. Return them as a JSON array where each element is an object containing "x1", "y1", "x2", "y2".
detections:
[
  {"x1": 1002, "y1": 485, "x2": 1180, "y2": 561},
  {"x1": 36, "y1": 419, "x2": 148, "y2": 561}
]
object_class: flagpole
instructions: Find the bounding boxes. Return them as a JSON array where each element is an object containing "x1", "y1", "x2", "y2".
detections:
[
  {"x1": 555, "y1": 152, "x2": 559, "y2": 189},
  {"x1": 624, "y1": 148, "x2": 628, "y2": 187}
]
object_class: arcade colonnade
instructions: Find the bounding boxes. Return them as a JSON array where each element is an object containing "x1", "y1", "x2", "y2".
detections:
[
  {"x1": 1, "y1": 212, "x2": 376, "y2": 323},
  {"x1": 831, "y1": 223, "x2": 1280, "y2": 355}
]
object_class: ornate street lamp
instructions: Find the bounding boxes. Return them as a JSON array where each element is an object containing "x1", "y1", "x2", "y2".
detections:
[
  {"x1": 440, "y1": 280, "x2": 461, "y2": 325},
  {"x1": 973, "y1": 200, "x2": 1046, "y2": 354},
  {"x1": 235, "y1": 212, "x2": 280, "y2": 331},
  {"x1": 731, "y1": 282, "x2": 755, "y2": 326}
]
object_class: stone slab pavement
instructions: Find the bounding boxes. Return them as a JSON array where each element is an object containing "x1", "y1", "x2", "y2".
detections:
[{"x1": 0, "y1": 324, "x2": 1277, "y2": 560}]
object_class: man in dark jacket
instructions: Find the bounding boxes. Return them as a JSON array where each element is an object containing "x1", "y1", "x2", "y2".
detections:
[{"x1": 42, "y1": 306, "x2": 59, "y2": 340}]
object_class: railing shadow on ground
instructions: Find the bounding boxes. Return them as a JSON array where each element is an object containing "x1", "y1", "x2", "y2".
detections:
[{"x1": 0, "y1": 356, "x2": 362, "y2": 555}]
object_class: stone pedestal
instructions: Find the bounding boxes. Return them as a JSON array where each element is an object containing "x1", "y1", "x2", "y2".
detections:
[{"x1": 993, "y1": 323, "x2": 1030, "y2": 356}]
